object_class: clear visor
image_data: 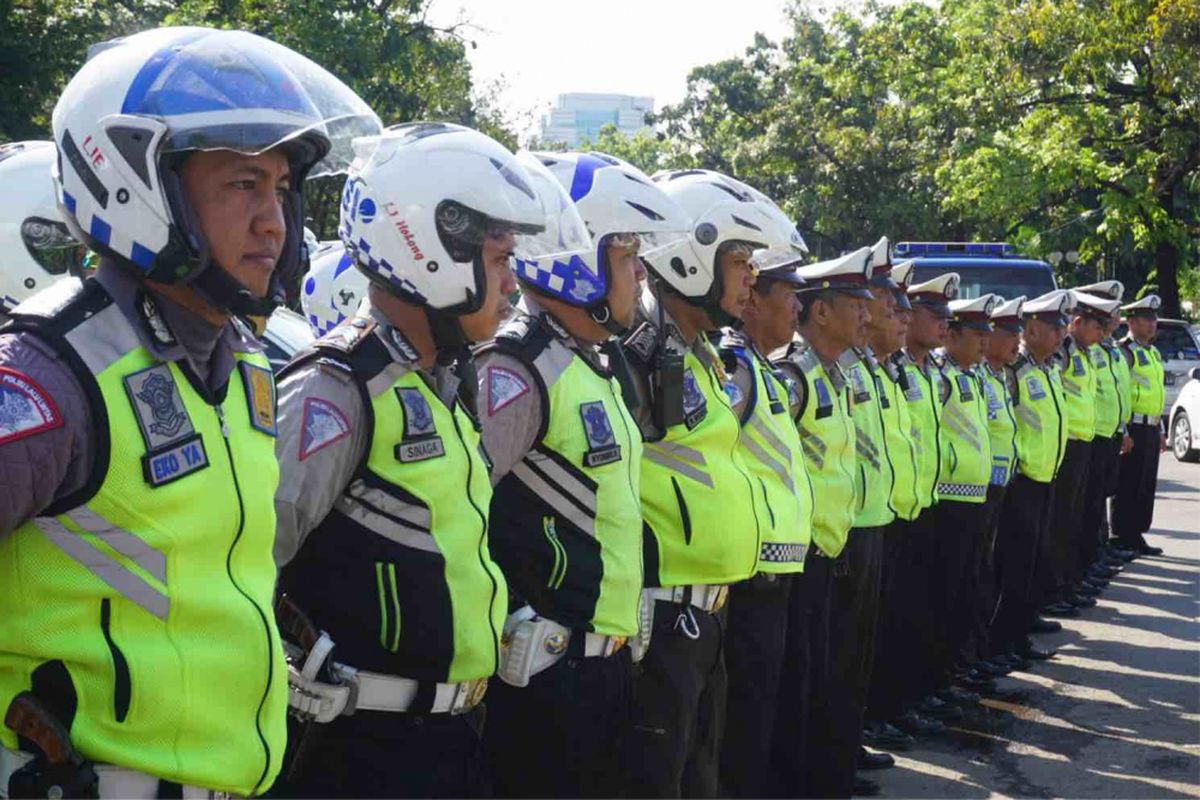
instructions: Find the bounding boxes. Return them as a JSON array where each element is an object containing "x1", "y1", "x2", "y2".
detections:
[
  {"x1": 511, "y1": 151, "x2": 593, "y2": 265},
  {"x1": 124, "y1": 29, "x2": 380, "y2": 176}
]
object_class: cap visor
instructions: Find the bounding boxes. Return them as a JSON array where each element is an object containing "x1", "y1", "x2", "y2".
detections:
[
  {"x1": 835, "y1": 287, "x2": 875, "y2": 300},
  {"x1": 869, "y1": 275, "x2": 899, "y2": 290}
]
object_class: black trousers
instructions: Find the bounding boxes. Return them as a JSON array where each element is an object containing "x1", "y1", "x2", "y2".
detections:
[
  {"x1": 769, "y1": 551, "x2": 832, "y2": 798},
  {"x1": 1113, "y1": 422, "x2": 1162, "y2": 543},
  {"x1": 866, "y1": 518, "x2": 922, "y2": 722},
  {"x1": 1037, "y1": 439, "x2": 1092, "y2": 605},
  {"x1": 991, "y1": 475, "x2": 1053, "y2": 654},
  {"x1": 1078, "y1": 435, "x2": 1121, "y2": 580},
  {"x1": 806, "y1": 528, "x2": 883, "y2": 799},
  {"x1": 483, "y1": 648, "x2": 633, "y2": 798},
  {"x1": 964, "y1": 484, "x2": 1007, "y2": 662},
  {"x1": 274, "y1": 705, "x2": 486, "y2": 798},
  {"x1": 928, "y1": 501, "x2": 988, "y2": 686},
  {"x1": 720, "y1": 573, "x2": 793, "y2": 798},
  {"x1": 627, "y1": 598, "x2": 727, "y2": 798}
]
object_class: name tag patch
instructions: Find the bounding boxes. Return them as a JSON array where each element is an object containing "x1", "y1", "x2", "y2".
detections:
[
  {"x1": 239, "y1": 362, "x2": 277, "y2": 436},
  {"x1": 580, "y1": 400, "x2": 622, "y2": 467},
  {"x1": 682, "y1": 368, "x2": 708, "y2": 429},
  {"x1": 124, "y1": 364, "x2": 207, "y2": 487},
  {"x1": 395, "y1": 387, "x2": 444, "y2": 463}
]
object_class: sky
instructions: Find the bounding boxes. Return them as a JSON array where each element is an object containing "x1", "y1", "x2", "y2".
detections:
[{"x1": 426, "y1": 0, "x2": 796, "y2": 141}]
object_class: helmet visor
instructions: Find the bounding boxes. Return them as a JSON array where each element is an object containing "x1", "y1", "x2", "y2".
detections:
[
  {"x1": 510, "y1": 151, "x2": 593, "y2": 269},
  {"x1": 120, "y1": 28, "x2": 380, "y2": 177},
  {"x1": 21, "y1": 217, "x2": 80, "y2": 275}
]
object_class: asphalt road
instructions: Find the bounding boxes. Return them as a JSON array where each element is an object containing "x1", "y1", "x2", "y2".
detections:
[{"x1": 873, "y1": 455, "x2": 1200, "y2": 799}]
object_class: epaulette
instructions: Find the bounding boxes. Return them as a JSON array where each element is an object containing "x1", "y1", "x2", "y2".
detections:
[
  {"x1": 318, "y1": 317, "x2": 376, "y2": 355},
  {"x1": 929, "y1": 350, "x2": 947, "y2": 369},
  {"x1": 621, "y1": 319, "x2": 659, "y2": 364},
  {"x1": 489, "y1": 312, "x2": 558, "y2": 363}
]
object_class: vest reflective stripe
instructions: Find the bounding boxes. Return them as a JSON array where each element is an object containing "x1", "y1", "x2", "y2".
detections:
[
  {"x1": 1060, "y1": 341, "x2": 1096, "y2": 441},
  {"x1": 784, "y1": 349, "x2": 857, "y2": 557},
  {"x1": 1011, "y1": 356, "x2": 1068, "y2": 483},
  {"x1": 1126, "y1": 341, "x2": 1165, "y2": 417},
  {"x1": 1, "y1": 289, "x2": 284, "y2": 796},
  {"x1": 842, "y1": 352, "x2": 896, "y2": 528},
  {"x1": 878, "y1": 365, "x2": 921, "y2": 521},
  {"x1": 937, "y1": 360, "x2": 992, "y2": 503},
  {"x1": 487, "y1": 328, "x2": 644, "y2": 637},
  {"x1": 1090, "y1": 344, "x2": 1121, "y2": 438},
  {"x1": 640, "y1": 346, "x2": 761, "y2": 586},
  {"x1": 898, "y1": 356, "x2": 942, "y2": 510},
  {"x1": 981, "y1": 366, "x2": 1017, "y2": 487},
  {"x1": 727, "y1": 345, "x2": 812, "y2": 574},
  {"x1": 1108, "y1": 342, "x2": 1133, "y2": 427}
]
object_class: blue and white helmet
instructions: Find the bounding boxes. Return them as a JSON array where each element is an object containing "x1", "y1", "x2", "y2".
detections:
[
  {"x1": 340, "y1": 122, "x2": 589, "y2": 314},
  {"x1": 518, "y1": 151, "x2": 690, "y2": 309},
  {"x1": 300, "y1": 240, "x2": 369, "y2": 336},
  {"x1": 649, "y1": 169, "x2": 807, "y2": 304},
  {"x1": 50, "y1": 26, "x2": 380, "y2": 315},
  {"x1": 0, "y1": 141, "x2": 81, "y2": 312}
]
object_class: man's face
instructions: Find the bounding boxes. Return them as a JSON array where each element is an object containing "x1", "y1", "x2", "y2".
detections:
[
  {"x1": 987, "y1": 327, "x2": 1021, "y2": 364},
  {"x1": 1023, "y1": 317, "x2": 1065, "y2": 356},
  {"x1": 866, "y1": 286, "x2": 902, "y2": 354},
  {"x1": 604, "y1": 240, "x2": 641, "y2": 328},
  {"x1": 814, "y1": 292, "x2": 870, "y2": 351},
  {"x1": 179, "y1": 149, "x2": 291, "y2": 298},
  {"x1": 717, "y1": 248, "x2": 755, "y2": 319},
  {"x1": 747, "y1": 279, "x2": 801, "y2": 351},
  {"x1": 948, "y1": 325, "x2": 989, "y2": 366},
  {"x1": 894, "y1": 306, "x2": 911, "y2": 351},
  {"x1": 1071, "y1": 316, "x2": 1104, "y2": 347},
  {"x1": 909, "y1": 304, "x2": 949, "y2": 350},
  {"x1": 1129, "y1": 315, "x2": 1157, "y2": 341},
  {"x1": 459, "y1": 231, "x2": 517, "y2": 342}
]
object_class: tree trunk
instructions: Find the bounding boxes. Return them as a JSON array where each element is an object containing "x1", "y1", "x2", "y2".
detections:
[{"x1": 1156, "y1": 239, "x2": 1180, "y2": 318}]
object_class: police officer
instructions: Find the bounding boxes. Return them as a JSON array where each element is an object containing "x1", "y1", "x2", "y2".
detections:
[
  {"x1": 928, "y1": 294, "x2": 1000, "y2": 700},
  {"x1": 991, "y1": 290, "x2": 1073, "y2": 664},
  {"x1": 621, "y1": 169, "x2": 798, "y2": 798},
  {"x1": 862, "y1": 246, "x2": 924, "y2": 767},
  {"x1": 1113, "y1": 295, "x2": 1167, "y2": 556},
  {"x1": 770, "y1": 247, "x2": 872, "y2": 798},
  {"x1": 1039, "y1": 292, "x2": 1115, "y2": 618},
  {"x1": 718, "y1": 258, "x2": 815, "y2": 798},
  {"x1": 0, "y1": 142, "x2": 81, "y2": 325},
  {"x1": 967, "y1": 296, "x2": 1023, "y2": 676},
  {"x1": 0, "y1": 27, "x2": 374, "y2": 798},
  {"x1": 1073, "y1": 284, "x2": 1129, "y2": 594},
  {"x1": 272, "y1": 124, "x2": 565, "y2": 798},
  {"x1": 473, "y1": 152, "x2": 687, "y2": 798}
]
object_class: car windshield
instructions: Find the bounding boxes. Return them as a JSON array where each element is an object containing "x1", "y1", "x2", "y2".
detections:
[
  {"x1": 912, "y1": 265, "x2": 1056, "y2": 300},
  {"x1": 1155, "y1": 323, "x2": 1200, "y2": 361}
]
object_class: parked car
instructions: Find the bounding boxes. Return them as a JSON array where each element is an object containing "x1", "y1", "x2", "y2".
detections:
[
  {"x1": 894, "y1": 241, "x2": 1058, "y2": 301},
  {"x1": 1114, "y1": 318, "x2": 1200, "y2": 415},
  {"x1": 1168, "y1": 367, "x2": 1200, "y2": 462},
  {"x1": 261, "y1": 306, "x2": 315, "y2": 372}
]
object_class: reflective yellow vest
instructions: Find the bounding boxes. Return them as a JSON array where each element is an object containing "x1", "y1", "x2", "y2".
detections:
[
  {"x1": 1107, "y1": 340, "x2": 1133, "y2": 428},
  {"x1": 1010, "y1": 352, "x2": 1069, "y2": 483},
  {"x1": 639, "y1": 337, "x2": 761, "y2": 586},
  {"x1": 936, "y1": 355, "x2": 992, "y2": 503},
  {"x1": 1059, "y1": 337, "x2": 1096, "y2": 441},
  {"x1": 895, "y1": 351, "x2": 943, "y2": 511},
  {"x1": 776, "y1": 343, "x2": 858, "y2": 557},
  {"x1": 1124, "y1": 339, "x2": 1165, "y2": 418},
  {"x1": 980, "y1": 363, "x2": 1017, "y2": 487},
  {"x1": 721, "y1": 333, "x2": 813, "y2": 574},
  {"x1": 485, "y1": 316, "x2": 644, "y2": 636},
  {"x1": 840, "y1": 350, "x2": 897, "y2": 528},
  {"x1": 1090, "y1": 343, "x2": 1121, "y2": 438},
  {"x1": 0, "y1": 282, "x2": 285, "y2": 795},
  {"x1": 878, "y1": 357, "x2": 921, "y2": 521}
]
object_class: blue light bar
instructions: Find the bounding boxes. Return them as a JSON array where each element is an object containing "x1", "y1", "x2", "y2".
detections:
[{"x1": 893, "y1": 242, "x2": 1015, "y2": 258}]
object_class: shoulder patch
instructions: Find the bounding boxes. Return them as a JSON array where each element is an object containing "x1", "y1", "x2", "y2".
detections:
[
  {"x1": 487, "y1": 366, "x2": 531, "y2": 416},
  {"x1": 682, "y1": 367, "x2": 709, "y2": 429},
  {"x1": 299, "y1": 397, "x2": 351, "y2": 461},
  {"x1": 124, "y1": 364, "x2": 195, "y2": 451},
  {"x1": 0, "y1": 367, "x2": 64, "y2": 445}
]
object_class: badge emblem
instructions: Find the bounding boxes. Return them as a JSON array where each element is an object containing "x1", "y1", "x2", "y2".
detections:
[
  {"x1": 137, "y1": 292, "x2": 177, "y2": 349},
  {"x1": 814, "y1": 377, "x2": 833, "y2": 420},
  {"x1": 239, "y1": 362, "x2": 277, "y2": 436},
  {"x1": 580, "y1": 401, "x2": 622, "y2": 467},
  {"x1": 873, "y1": 375, "x2": 890, "y2": 408},
  {"x1": 982, "y1": 379, "x2": 1000, "y2": 420},
  {"x1": 487, "y1": 366, "x2": 530, "y2": 416},
  {"x1": 955, "y1": 373, "x2": 974, "y2": 401},
  {"x1": 682, "y1": 368, "x2": 708, "y2": 429},
  {"x1": 544, "y1": 631, "x2": 568, "y2": 656},
  {"x1": 395, "y1": 387, "x2": 445, "y2": 463},
  {"x1": 299, "y1": 397, "x2": 351, "y2": 461},
  {"x1": 1137, "y1": 349, "x2": 1149, "y2": 366},
  {"x1": 0, "y1": 367, "x2": 63, "y2": 446},
  {"x1": 723, "y1": 380, "x2": 745, "y2": 408},
  {"x1": 850, "y1": 366, "x2": 871, "y2": 404},
  {"x1": 1073, "y1": 354, "x2": 1086, "y2": 376},
  {"x1": 1026, "y1": 376, "x2": 1047, "y2": 400},
  {"x1": 123, "y1": 364, "x2": 208, "y2": 487},
  {"x1": 761, "y1": 368, "x2": 785, "y2": 415}
]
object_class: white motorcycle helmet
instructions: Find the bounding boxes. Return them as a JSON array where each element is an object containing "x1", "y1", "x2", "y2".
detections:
[
  {"x1": 650, "y1": 169, "x2": 807, "y2": 322},
  {"x1": 339, "y1": 122, "x2": 589, "y2": 345},
  {"x1": 51, "y1": 26, "x2": 380, "y2": 316},
  {"x1": 521, "y1": 151, "x2": 691, "y2": 330},
  {"x1": 300, "y1": 240, "x2": 369, "y2": 336},
  {"x1": 0, "y1": 141, "x2": 81, "y2": 312}
]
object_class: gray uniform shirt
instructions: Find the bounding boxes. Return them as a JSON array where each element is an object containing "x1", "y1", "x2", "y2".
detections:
[{"x1": 0, "y1": 260, "x2": 261, "y2": 536}]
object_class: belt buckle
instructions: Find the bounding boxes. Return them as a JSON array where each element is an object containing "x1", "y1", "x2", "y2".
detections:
[
  {"x1": 712, "y1": 585, "x2": 729, "y2": 613},
  {"x1": 453, "y1": 678, "x2": 488, "y2": 714},
  {"x1": 608, "y1": 635, "x2": 627, "y2": 657}
]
